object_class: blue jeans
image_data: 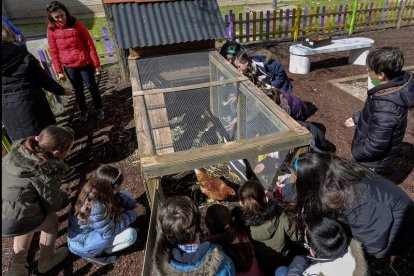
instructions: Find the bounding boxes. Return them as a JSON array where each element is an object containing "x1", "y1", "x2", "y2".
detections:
[
  {"x1": 64, "y1": 64, "x2": 103, "y2": 112},
  {"x1": 275, "y1": 266, "x2": 288, "y2": 276},
  {"x1": 103, "y1": 227, "x2": 137, "y2": 254}
]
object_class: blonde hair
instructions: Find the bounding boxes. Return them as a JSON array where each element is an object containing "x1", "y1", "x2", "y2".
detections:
[{"x1": 2, "y1": 23, "x2": 16, "y2": 42}]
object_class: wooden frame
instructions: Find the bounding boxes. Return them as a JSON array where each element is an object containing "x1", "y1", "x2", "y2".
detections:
[{"x1": 132, "y1": 51, "x2": 312, "y2": 181}]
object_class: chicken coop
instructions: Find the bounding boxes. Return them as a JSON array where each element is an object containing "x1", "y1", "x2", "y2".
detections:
[
  {"x1": 103, "y1": 0, "x2": 312, "y2": 274},
  {"x1": 129, "y1": 50, "x2": 312, "y2": 274}
]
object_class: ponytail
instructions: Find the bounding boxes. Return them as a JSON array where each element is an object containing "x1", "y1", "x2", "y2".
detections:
[
  {"x1": 20, "y1": 126, "x2": 75, "y2": 163},
  {"x1": 20, "y1": 136, "x2": 54, "y2": 163}
]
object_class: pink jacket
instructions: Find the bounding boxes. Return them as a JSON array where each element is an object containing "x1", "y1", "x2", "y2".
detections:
[{"x1": 47, "y1": 20, "x2": 100, "y2": 73}]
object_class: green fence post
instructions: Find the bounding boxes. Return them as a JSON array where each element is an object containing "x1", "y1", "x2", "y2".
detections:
[
  {"x1": 348, "y1": 0, "x2": 359, "y2": 35},
  {"x1": 2, "y1": 126, "x2": 12, "y2": 153}
]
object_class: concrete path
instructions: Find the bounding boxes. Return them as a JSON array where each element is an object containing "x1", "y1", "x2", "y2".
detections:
[{"x1": 26, "y1": 37, "x2": 48, "y2": 56}]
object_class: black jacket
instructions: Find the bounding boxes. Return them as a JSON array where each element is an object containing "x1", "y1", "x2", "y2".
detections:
[
  {"x1": 2, "y1": 41, "x2": 65, "y2": 140},
  {"x1": 351, "y1": 72, "x2": 414, "y2": 169},
  {"x1": 2, "y1": 144, "x2": 69, "y2": 237},
  {"x1": 344, "y1": 176, "x2": 414, "y2": 258}
]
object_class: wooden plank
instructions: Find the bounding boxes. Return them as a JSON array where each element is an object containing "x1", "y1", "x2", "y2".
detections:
[
  {"x1": 239, "y1": 13, "x2": 244, "y2": 43},
  {"x1": 133, "y1": 76, "x2": 249, "y2": 96},
  {"x1": 246, "y1": 12, "x2": 250, "y2": 42},
  {"x1": 140, "y1": 130, "x2": 312, "y2": 179},
  {"x1": 259, "y1": 11, "x2": 264, "y2": 40},
  {"x1": 278, "y1": 9, "x2": 283, "y2": 38},
  {"x1": 141, "y1": 181, "x2": 159, "y2": 276},
  {"x1": 272, "y1": 10, "x2": 277, "y2": 39},
  {"x1": 209, "y1": 51, "x2": 244, "y2": 78},
  {"x1": 266, "y1": 11, "x2": 271, "y2": 40},
  {"x1": 145, "y1": 93, "x2": 174, "y2": 154},
  {"x1": 129, "y1": 60, "x2": 154, "y2": 159}
]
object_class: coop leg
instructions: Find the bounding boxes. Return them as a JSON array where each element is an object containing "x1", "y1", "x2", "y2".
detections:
[
  {"x1": 289, "y1": 54, "x2": 311, "y2": 74},
  {"x1": 349, "y1": 47, "x2": 371, "y2": 65}
]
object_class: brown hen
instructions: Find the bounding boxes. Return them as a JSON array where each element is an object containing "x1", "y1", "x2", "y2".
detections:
[{"x1": 194, "y1": 168, "x2": 236, "y2": 201}]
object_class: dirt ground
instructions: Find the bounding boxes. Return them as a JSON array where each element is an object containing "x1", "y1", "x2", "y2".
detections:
[{"x1": 2, "y1": 26, "x2": 413, "y2": 275}]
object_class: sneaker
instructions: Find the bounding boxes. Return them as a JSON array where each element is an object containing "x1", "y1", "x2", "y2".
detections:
[
  {"x1": 85, "y1": 255, "x2": 117, "y2": 265},
  {"x1": 80, "y1": 111, "x2": 88, "y2": 122},
  {"x1": 6, "y1": 262, "x2": 28, "y2": 276},
  {"x1": 96, "y1": 109, "x2": 104, "y2": 120},
  {"x1": 37, "y1": 247, "x2": 68, "y2": 273}
]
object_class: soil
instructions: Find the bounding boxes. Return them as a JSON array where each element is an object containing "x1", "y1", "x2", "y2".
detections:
[{"x1": 2, "y1": 26, "x2": 413, "y2": 275}]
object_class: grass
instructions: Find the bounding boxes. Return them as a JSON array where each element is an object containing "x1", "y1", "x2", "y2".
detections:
[
  {"x1": 219, "y1": 0, "x2": 374, "y2": 16},
  {"x1": 18, "y1": 17, "x2": 108, "y2": 37}
]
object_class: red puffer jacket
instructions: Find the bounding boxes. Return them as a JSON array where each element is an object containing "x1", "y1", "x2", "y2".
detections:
[{"x1": 47, "y1": 20, "x2": 100, "y2": 74}]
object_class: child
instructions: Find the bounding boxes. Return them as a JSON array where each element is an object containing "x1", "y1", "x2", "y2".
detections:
[
  {"x1": 68, "y1": 165, "x2": 146, "y2": 265},
  {"x1": 233, "y1": 180, "x2": 300, "y2": 275},
  {"x1": 205, "y1": 204, "x2": 263, "y2": 276},
  {"x1": 153, "y1": 196, "x2": 235, "y2": 275},
  {"x1": 275, "y1": 215, "x2": 368, "y2": 276},
  {"x1": 220, "y1": 40, "x2": 246, "y2": 65},
  {"x1": 2, "y1": 126, "x2": 75, "y2": 275},
  {"x1": 344, "y1": 47, "x2": 414, "y2": 172},
  {"x1": 234, "y1": 52, "x2": 293, "y2": 94},
  {"x1": 46, "y1": 1, "x2": 104, "y2": 121},
  {"x1": 294, "y1": 152, "x2": 414, "y2": 259}
]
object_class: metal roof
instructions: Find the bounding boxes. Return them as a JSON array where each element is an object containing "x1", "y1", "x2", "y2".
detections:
[{"x1": 109, "y1": 0, "x2": 226, "y2": 49}]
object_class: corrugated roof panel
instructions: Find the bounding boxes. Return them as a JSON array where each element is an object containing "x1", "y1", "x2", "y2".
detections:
[{"x1": 109, "y1": 0, "x2": 226, "y2": 49}]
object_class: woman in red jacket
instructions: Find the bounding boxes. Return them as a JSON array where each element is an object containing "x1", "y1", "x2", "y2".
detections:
[{"x1": 46, "y1": 1, "x2": 104, "y2": 121}]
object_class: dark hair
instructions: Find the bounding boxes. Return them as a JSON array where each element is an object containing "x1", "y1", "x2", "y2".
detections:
[
  {"x1": 304, "y1": 214, "x2": 350, "y2": 259},
  {"x1": 46, "y1": 1, "x2": 76, "y2": 30},
  {"x1": 220, "y1": 41, "x2": 242, "y2": 57},
  {"x1": 294, "y1": 152, "x2": 371, "y2": 227},
  {"x1": 238, "y1": 180, "x2": 267, "y2": 218},
  {"x1": 20, "y1": 126, "x2": 75, "y2": 163},
  {"x1": 159, "y1": 196, "x2": 200, "y2": 245},
  {"x1": 205, "y1": 204, "x2": 237, "y2": 244},
  {"x1": 366, "y1": 47, "x2": 404, "y2": 80},
  {"x1": 235, "y1": 52, "x2": 252, "y2": 65},
  {"x1": 205, "y1": 204, "x2": 254, "y2": 272},
  {"x1": 74, "y1": 165, "x2": 124, "y2": 223}
]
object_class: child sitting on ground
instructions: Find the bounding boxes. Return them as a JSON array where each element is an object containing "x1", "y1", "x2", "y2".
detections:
[
  {"x1": 67, "y1": 165, "x2": 146, "y2": 265},
  {"x1": 275, "y1": 214, "x2": 368, "y2": 276},
  {"x1": 205, "y1": 204, "x2": 263, "y2": 276},
  {"x1": 153, "y1": 196, "x2": 235, "y2": 275},
  {"x1": 232, "y1": 180, "x2": 300, "y2": 276},
  {"x1": 344, "y1": 46, "x2": 414, "y2": 172},
  {"x1": 234, "y1": 52, "x2": 293, "y2": 94}
]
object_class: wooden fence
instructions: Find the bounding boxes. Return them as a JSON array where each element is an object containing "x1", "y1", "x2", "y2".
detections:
[{"x1": 225, "y1": 0, "x2": 414, "y2": 42}]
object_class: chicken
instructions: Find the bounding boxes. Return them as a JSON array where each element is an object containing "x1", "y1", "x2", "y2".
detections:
[{"x1": 194, "y1": 168, "x2": 236, "y2": 201}]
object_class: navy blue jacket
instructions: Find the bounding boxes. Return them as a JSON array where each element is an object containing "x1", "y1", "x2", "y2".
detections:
[
  {"x1": 343, "y1": 176, "x2": 414, "y2": 258},
  {"x1": 252, "y1": 55, "x2": 293, "y2": 94},
  {"x1": 351, "y1": 72, "x2": 414, "y2": 169}
]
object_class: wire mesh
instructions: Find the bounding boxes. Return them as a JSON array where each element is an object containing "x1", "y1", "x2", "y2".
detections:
[{"x1": 137, "y1": 52, "x2": 290, "y2": 154}]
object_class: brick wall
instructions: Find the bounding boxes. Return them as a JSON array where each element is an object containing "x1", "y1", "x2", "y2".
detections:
[{"x1": 2, "y1": 0, "x2": 104, "y2": 20}]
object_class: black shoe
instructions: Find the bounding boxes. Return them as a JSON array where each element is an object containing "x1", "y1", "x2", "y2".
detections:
[{"x1": 85, "y1": 255, "x2": 117, "y2": 265}]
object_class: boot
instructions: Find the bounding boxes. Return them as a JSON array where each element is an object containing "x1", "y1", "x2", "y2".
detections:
[
  {"x1": 37, "y1": 247, "x2": 68, "y2": 273},
  {"x1": 6, "y1": 262, "x2": 28, "y2": 276}
]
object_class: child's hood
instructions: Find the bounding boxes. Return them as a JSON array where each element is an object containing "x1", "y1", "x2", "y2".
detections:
[
  {"x1": 370, "y1": 72, "x2": 414, "y2": 108},
  {"x1": 5, "y1": 144, "x2": 69, "y2": 178}
]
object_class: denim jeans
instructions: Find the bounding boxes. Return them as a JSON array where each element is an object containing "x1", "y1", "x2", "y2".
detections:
[
  {"x1": 103, "y1": 227, "x2": 137, "y2": 254},
  {"x1": 64, "y1": 64, "x2": 103, "y2": 112},
  {"x1": 274, "y1": 266, "x2": 288, "y2": 276}
]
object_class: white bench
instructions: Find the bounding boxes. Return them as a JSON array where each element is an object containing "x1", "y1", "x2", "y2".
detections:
[{"x1": 289, "y1": 37, "x2": 375, "y2": 74}]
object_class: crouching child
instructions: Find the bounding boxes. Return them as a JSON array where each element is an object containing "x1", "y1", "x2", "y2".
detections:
[
  {"x1": 275, "y1": 215, "x2": 368, "y2": 276},
  {"x1": 154, "y1": 196, "x2": 235, "y2": 275},
  {"x1": 67, "y1": 165, "x2": 146, "y2": 265}
]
